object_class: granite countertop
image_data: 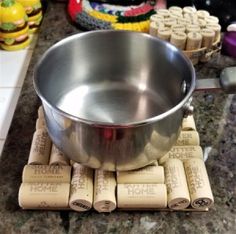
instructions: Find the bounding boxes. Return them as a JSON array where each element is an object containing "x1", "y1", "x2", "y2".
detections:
[{"x1": 0, "y1": 2, "x2": 236, "y2": 233}]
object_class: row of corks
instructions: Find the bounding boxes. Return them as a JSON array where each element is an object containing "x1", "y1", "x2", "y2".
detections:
[
  {"x1": 18, "y1": 107, "x2": 214, "y2": 212},
  {"x1": 149, "y1": 6, "x2": 221, "y2": 51}
]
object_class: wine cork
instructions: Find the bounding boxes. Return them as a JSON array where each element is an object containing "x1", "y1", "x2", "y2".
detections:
[
  {"x1": 93, "y1": 170, "x2": 116, "y2": 212},
  {"x1": 159, "y1": 145, "x2": 203, "y2": 164},
  {"x1": 178, "y1": 18, "x2": 191, "y2": 26},
  {"x1": 49, "y1": 145, "x2": 70, "y2": 166},
  {"x1": 182, "y1": 115, "x2": 196, "y2": 131},
  {"x1": 197, "y1": 10, "x2": 210, "y2": 19},
  {"x1": 186, "y1": 25, "x2": 201, "y2": 33},
  {"x1": 36, "y1": 118, "x2": 46, "y2": 130},
  {"x1": 169, "y1": 14, "x2": 183, "y2": 22},
  {"x1": 157, "y1": 9, "x2": 170, "y2": 18},
  {"x1": 183, "y1": 6, "x2": 196, "y2": 14},
  {"x1": 38, "y1": 106, "x2": 44, "y2": 119},
  {"x1": 205, "y1": 16, "x2": 219, "y2": 24},
  {"x1": 149, "y1": 22, "x2": 158, "y2": 36},
  {"x1": 206, "y1": 24, "x2": 221, "y2": 41},
  {"x1": 164, "y1": 18, "x2": 177, "y2": 28},
  {"x1": 198, "y1": 19, "x2": 207, "y2": 28},
  {"x1": 201, "y1": 28, "x2": 215, "y2": 48},
  {"x1": 28, "y1": 129, "x2": 52, "y2": 165},
  {"x1": 184, "y1": 158, "x2": 214, "y2": 209},
  {"x1": 18, "y1": 183, "x2": 70, "y2": 209},
  {"x1": 157, "y1": 28, "x2": 171, "y2": 41},
  {"x1": 69, "y1": 163, "x2": 93, "y2": 211},
  {"x1": 171, "y1": 24, "x2": 186, "y2": 33},
  {"x1": 175, "y1": 131, "x2": 200, "y2": 146},
  {"x1": 150, "y1": 14, "x2": 164, "y2": 23},
  {"x1": 22, "y1": 165, "x2": 71, "y2": 183},
  {"x1": 168, "y1": 6, "x2": 182, "y2": 14},
  {"x1": 186, "y1": 32, "x2": 202, "y2": 50},
  {"x1": 184, "y1": 13, "x2": 198, "y2": 21},
  {"x1": 164, "y1": 159, "x2": 190, "y2": 209},
  {"x1": 117, "y1": 184, "x2": 167, "y2": 209},
  {"x1": 117, "y1": 165, "x2": 164, "y2": 184},
  {"x1": 170, "y1": 32, "x2": 187, "y2": 50}
]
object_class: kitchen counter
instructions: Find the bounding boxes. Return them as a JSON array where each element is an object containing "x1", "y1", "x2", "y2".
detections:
[{"x1": 0, "y1": 2, "x2": 236, "y2": 233}]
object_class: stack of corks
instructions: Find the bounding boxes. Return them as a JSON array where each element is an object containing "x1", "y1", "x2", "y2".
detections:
[
  {"x1": 159, "y1": 115, "x2": 214, "y2": 210},
  {"x1": 18, "y1": 106, "x2": 214, "y2": 212},
  {"x1": 18, "y1": 106, "x2": 72, "y2": 209},
  {"x1": 19, "y1": 106, "x2": 117, "y2": 212},
  {"x1": 116, "y1": 115, "x2": 214, "y2": 210},
  {"x1": 149, "y1": 6, "x2": 221, "y2": 64}
]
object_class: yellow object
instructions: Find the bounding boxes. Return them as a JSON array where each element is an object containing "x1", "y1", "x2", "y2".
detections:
[
  {"x1": 17, "y1": 0, "x2": 42, "y2": 14},
  {"x1": 0, "y1": 36, "x2": 31, "y2": 50},
  {"x1": 0, "y1": 0, "x2": 27, "y2": 29}
]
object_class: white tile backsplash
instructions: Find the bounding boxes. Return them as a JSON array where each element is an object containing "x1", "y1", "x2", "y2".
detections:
[{"x1": 0, "y1": 87, "x2": 21, "y2": 139}]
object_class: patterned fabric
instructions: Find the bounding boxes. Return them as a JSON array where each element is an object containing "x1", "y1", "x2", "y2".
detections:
[{"x1": 68, "y1": 0, "x2": 158, "y2": 32}]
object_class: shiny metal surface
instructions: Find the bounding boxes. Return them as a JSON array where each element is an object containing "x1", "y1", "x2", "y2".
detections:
[{"x1": 34, "y1": 30, "x2": 195, "y2": 171}]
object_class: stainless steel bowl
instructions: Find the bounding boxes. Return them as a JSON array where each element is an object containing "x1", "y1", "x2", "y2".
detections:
[{"x1": 34, "y1": 30, "x2": 195, "y2": 171}]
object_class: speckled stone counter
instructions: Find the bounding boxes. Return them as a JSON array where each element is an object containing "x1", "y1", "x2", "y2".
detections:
[{"x1": 0, "y1": 2, "x2": 236, "y2": 233}]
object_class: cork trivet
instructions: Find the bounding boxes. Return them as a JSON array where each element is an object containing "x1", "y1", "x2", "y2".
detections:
[
  {"x1": 36, "y1": 118, "x2": 46, "y2": 130},
  {"x1": 157, "y1": 28, "x2": 171, "y2": 41},
  {"x1": 182, "y1": 115, "x2": 196, "y2": 131},
  {"x1": 171, "y1": 24, "x2": 186, "y2": 33},
  {"x1": 170, "y1": 32, "x2": 187, "y2": 50},
  {"x1": 49, "y1": 144, "x2": 70, "y2": 166},
  {"x1": 186, "y1": 32, "x2": 203, "y2": 51},
  {"x1": 176, "y1": 131, "x2": 200, "y2": 146},
  {"x1": 93, "y1": 170, "x2": 116, "y2": 213},
  {"x1": 157, "y1": 9, "x2": 170, "y2": 18},
  {"x1": 117, "y1": 165, "x2": 164, "y2": 184},
  {"x1": 27, "y1": 129, "x2": 52, "y2": 165},
  {"x1": 164, "y1": 159, "x2": 190, "y2": 210},
  {"x1": 159, "y1": 145, "x2": 203, "y2": 165},
  {"x1": 69, "y1": 163, "x2": 93, "y2": 211},
  {"x1": 22, "y1": 165, "x2": 71, "y2": 183},
  {"x1": 117, "y1": 184, "x2": 167, "y2": 209},
  {"x1": 184, "y1": 158, "x2": 214, "y2": 209},
  {"x1": 201, "y1": 28, "x2": 215, "y2": 49},
  {"x1": 196, "y1": 10, "x2": 210, "y2": 19},
  {"x1": 18, "y1": 183, "x2": 70, "y2": 209}
]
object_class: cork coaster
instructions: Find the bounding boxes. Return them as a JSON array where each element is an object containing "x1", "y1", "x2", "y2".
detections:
[
  {"x1": 149, "y1": 6, "x2": 222, "y2": 65},
  {"x1": 18, "y1": 106, "x2": 213, "y2": 212}
]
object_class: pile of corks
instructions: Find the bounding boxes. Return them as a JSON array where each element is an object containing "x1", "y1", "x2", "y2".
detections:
[
  {"x1": 149, "y1": 6, "x2": 221, "y2": 64},
  {"x1": 18, "y1": 106, "x2": 214, "y2": 212}
]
